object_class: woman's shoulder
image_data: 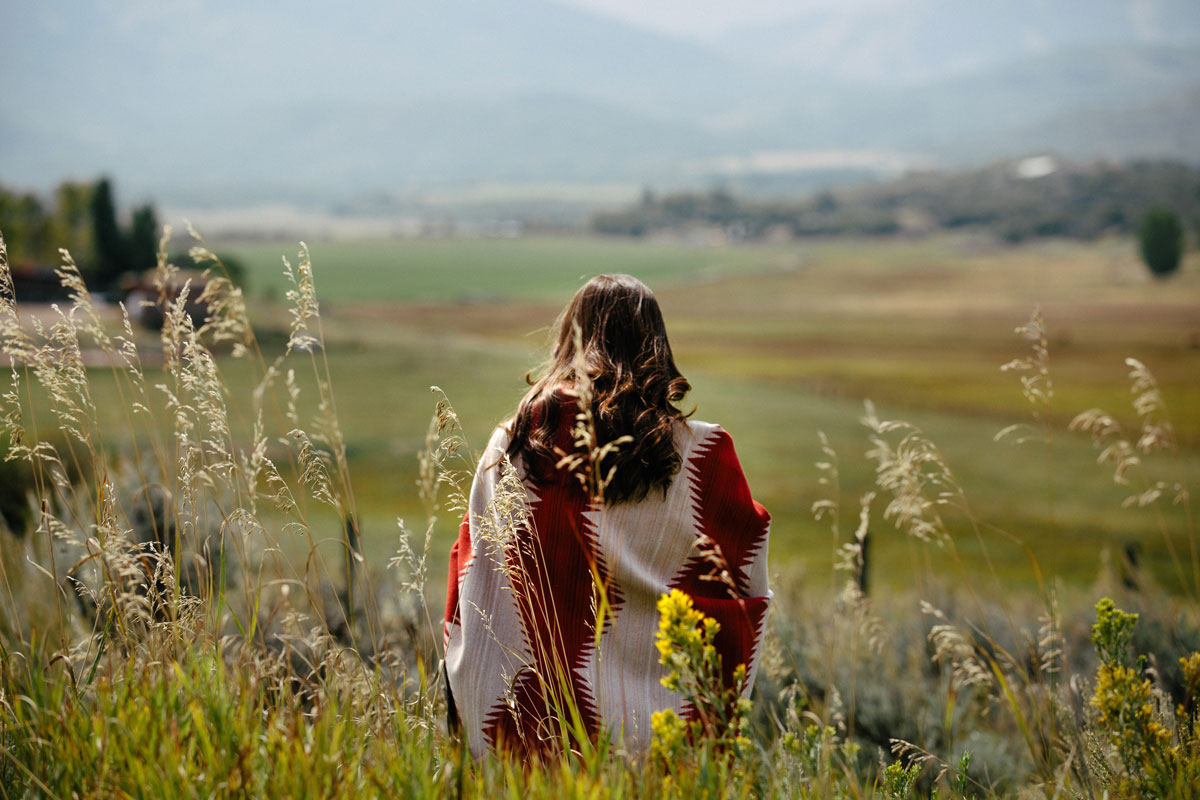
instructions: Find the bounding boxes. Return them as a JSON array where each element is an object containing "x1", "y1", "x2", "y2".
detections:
[
  {"x1": 673, "y1": 418, "x2": 736, "y2": 457},
  {"x1": 485, "y1": 420, "x2": 514, "y2": 454},
  {"x1": 676, "y1": 418, "x2": 725, "y2": 441},
  {"x1": 679, "y1": 418, "x2": 722, "y2": 437}
]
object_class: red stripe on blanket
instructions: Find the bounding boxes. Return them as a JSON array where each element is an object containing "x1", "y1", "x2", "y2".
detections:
[
  {"x1": 481, "y1": 484, "x2": 605, "y2": 753},
  {"x1": 674, "y1": 429, "x2": 770, "y2": 598}
]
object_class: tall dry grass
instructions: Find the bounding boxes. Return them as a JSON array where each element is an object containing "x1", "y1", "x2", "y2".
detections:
[{"x1": 0, "y1": 229, "x2": 1197, "y2": 798}]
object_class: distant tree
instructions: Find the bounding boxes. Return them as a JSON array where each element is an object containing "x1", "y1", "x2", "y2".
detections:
[
  {"x1": 91, "y1": 177, "x2": 128, "y2": 289},
  {"x1": 21, "y1": 195, "x2": 53, "y2": 261},
  {"x1": 128, "y1": 204, "x2": 159, "y2": 273},
  {"x1": 1138, "y1": 207, "x2": 1184, "y2": 279},
  {"x1": 0, "y1": 191, "x2": 53, "y2": 264},
  {"x1": 52, "y1": 182, "x2": 96, "y2": 268}
]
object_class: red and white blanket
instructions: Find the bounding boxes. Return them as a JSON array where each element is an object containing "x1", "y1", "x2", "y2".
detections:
[{"x1": 443, "y1": 418, "x2": 771, "y2": 756}]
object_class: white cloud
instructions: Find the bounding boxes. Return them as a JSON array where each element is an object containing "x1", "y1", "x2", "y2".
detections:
[
  {"x1": 1128, "y1": 0, "x2": 1161, "y2": 40},
  {"x1": 555, "y1": 0, "x2": 906, "y2": 40}
]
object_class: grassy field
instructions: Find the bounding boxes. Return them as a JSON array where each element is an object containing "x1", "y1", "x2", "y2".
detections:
[
  {"x1": 6, "y1": 230, "x2": 1200, "y2": 797},
  {"x1": 222, "y1": 235, "x2": 798, "y2": 303},
  {"x1": 15, "y1": 232, "x2": 1198, "y2": 590},
  {"x1": 204, "y1": 233, "x2": 1200, "y2": 594}
]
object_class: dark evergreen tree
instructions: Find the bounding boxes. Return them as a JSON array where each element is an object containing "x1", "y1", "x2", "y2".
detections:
[
  {"x1": 128, "y1": 204, "x2": 159, "y2": 273},
  {"x1": 91, "y1": 177, "x2": 128, "y2": 289},
  {"x1": 1138, "y1": 207, "x2": 1185, "y2": 279}
]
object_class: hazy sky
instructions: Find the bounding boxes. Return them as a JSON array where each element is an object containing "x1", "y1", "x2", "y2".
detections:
[{"x1": 557, "y1": 0, "x2": 901, "y2": 39}]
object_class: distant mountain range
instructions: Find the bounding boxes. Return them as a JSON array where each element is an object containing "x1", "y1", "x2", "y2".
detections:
[
  {"x1": 714, "y1": 0, "x2": 1200, "y2": 85},
  {"x1": 2, "y1": 1, "x2": 1199, "y2": 210}
]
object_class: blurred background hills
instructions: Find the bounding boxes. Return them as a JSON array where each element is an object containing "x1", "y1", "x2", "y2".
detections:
[{"x1": 2, "y1": 0, "x2": 1199, "y2": 221}]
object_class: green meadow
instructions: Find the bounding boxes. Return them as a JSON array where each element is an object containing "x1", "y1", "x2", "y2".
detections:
[
  {"x1": 18, "y1": 231, "x2": 1196, "y2": 590},
  {"x1": 225, "y1": 235, "x2": 796, "y2": 303},
  {"x1": 6, "y1": 230, "x2": 1200, "y2": 797},
  {"x1": 202, "y1": 233, "x2": 1200, "y2": 594}
]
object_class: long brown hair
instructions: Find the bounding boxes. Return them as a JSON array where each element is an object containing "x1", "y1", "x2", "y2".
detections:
[{"x1": 506, "y1": 274, "x2": 691, "y2": 504}]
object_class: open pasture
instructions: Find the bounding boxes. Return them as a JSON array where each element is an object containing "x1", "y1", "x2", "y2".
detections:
[
  {"x1": 28, "y1": 233, "x2": 1196, "y2": 593},
  {"x1": 4, "y1": 229, "x2": 1199, "y2": 797},
  {"x1": 223, "y1": 235, "x2": 796, "y2": 304},
  {"x1": 196, "y1": 234, "x2": 1200, "y2": 595}
]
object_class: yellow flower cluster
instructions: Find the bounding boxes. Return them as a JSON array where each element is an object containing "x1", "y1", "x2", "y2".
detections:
[
  {"x1": 1092, "y1": 662, "x2": 1172, "y2": 768},
  {"x1": 651, "y1": 589, "x2": 754, "y2": 761},
  {"x1": 1086, "y1": 600, "x2": 1200, "y2": 795},
  {"x1": 650, "y1": 708, "x2": 688, "y2": 760},
  {"x1": 655, "y1": 588, "x2": 720, "y2": 694},
  {"x1": 1177, "y1": 652, "x2": 1200, "y2": 736},
  {"x1": 1181, "y1": 652, "x2": 1200, "y2": 694}
]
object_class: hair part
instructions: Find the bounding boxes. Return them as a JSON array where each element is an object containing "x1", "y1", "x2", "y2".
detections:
[{"x1": 506, "y1": 274, "x2": 691, "y2": 504}]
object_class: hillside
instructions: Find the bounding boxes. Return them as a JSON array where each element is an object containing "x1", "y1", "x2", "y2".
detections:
[{"x1": 591, "y1": 159, "x2": 1200, "y2": 242}]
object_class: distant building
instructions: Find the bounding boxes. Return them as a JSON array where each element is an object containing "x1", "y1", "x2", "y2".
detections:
[
  {"x1": 120, "y1": 269, "x2": 211, "y2": 330},
  {"x1": 7, "y1": 265, "x2": 72, "y2": 304}
]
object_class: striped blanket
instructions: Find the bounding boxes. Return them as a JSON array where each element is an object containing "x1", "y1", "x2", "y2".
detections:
[{"x1": 443, "y1": 416, "x2": 771, "y2": 756}]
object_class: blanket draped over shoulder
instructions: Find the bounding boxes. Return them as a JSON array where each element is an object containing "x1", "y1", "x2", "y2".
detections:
[{"x1": 443, "y1": 414, "x2": 771, "y2": 757}]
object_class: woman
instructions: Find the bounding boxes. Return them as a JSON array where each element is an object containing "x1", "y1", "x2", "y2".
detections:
[{"x1": 443, "y1": 274, "x2": 770, "y2": 757}]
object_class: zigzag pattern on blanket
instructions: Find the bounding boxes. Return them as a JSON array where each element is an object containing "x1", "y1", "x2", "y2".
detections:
[{"x1": 444, "y1": 419, "x2": 771, "y2": 757}]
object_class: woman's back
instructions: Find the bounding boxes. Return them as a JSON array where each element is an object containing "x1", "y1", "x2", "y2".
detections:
[
  {"x1": 443, "y1": 406, "x2": 770, "y2": 756},
  {"x1": 443, "y1": 274, "x2": 770, "y2": 757}
]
